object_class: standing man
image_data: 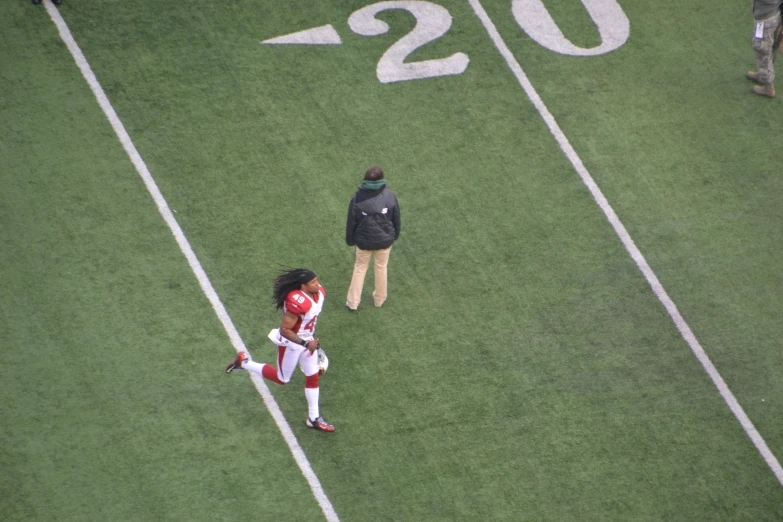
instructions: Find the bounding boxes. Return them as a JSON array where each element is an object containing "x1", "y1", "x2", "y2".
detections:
[
  {"x1": 748, "y1": 0, "x2": 783, "y2": 97},
  {"x1": 225, "y1": 268, "x2": 334, "y2": 432},
  {"x1": 345, "y1": 166, "x2": 401, "y2": 311}
]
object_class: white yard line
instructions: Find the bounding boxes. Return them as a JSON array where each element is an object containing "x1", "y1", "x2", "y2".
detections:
[
  {"x1": 43, "y1": 2, "x2": 340, "y2": 520},
  {"x1": 466, "y1": 0, "x2": 783, "y2": 486}
]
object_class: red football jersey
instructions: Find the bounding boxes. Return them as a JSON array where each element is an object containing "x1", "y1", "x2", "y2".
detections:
[{"x1": 283, "y1": 286, "x2": 325, "y2": 339}]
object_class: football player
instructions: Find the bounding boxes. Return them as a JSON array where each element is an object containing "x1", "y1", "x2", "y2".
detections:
[{"x1": 225, "y1": 268, "x2": 334, "y2": 432}]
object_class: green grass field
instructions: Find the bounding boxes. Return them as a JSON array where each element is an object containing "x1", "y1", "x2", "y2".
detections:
[{"x1": 2, "y1": 1, "x2": 783, "y2": 520}]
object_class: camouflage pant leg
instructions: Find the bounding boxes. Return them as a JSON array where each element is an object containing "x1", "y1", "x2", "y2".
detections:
[{"x1": 752, "y1": 11, "x2": 783, "y2": 85}]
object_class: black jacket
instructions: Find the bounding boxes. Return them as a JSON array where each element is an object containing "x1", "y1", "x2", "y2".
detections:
[{"x1": 346, "y1": 186, "x2": 401, "y2": 250}]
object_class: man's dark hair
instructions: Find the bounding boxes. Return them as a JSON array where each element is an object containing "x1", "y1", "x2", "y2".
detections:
[
  {"x1": 272, "y1": 267, "x2": 316, "y2": 309},
  {"x1": 364, "y1": 166, "x2": 384, "y2": 181}
]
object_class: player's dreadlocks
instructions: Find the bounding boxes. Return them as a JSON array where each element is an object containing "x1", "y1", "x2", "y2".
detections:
[{"x1": 272, "y1": 267, "x2": 317, "y2": 310}]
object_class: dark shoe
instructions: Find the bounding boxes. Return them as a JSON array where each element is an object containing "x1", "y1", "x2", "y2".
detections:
[
  {"x1": 306, "y1": 417, "x2": 335, "y2": 432},
  {"x1": 746, "y1": 71, "x2": 760, "y2": 83},
  {"x1": 53, "y1": 0, "x2": 63, "y2": 5},
  {"x1": 753, "y1": 83, "x2": 776, "y2": 98},
  {"x1": 225, "y1": 351, "x2": 248, "y2": 373},
  {"x1": 32, "y1": 0, "x2": 42, "y2": 4}
]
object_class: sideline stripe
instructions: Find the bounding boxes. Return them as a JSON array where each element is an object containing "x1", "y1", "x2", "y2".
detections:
[
  {"x1": 43, "y1": 2, "x2": 341, "y2": 520},
  {"x1": 466, "y1": 0, "x2": 783, "y2": 486}
]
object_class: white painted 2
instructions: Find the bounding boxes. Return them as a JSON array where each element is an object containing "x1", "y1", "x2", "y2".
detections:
[
  {"x1": 512, "y1": 0, "x2": 629, "y2": 56},
  {"x1": 348, "y1": 1, "x2": 469, "y2": 83}
]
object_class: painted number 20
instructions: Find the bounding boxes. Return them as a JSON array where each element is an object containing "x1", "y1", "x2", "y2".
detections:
[{"x1": 349, "y1": 0, "x2": 630, "y2": 83}]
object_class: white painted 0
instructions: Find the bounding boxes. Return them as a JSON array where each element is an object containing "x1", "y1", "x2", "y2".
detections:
[{"x1": 512, "y1": 0, "x2": 630, "y2": 56}]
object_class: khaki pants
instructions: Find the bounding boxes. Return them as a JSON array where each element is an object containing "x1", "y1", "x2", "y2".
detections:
[{"x1": 346, "y1": 246, "x2": 392, "y2": 309}]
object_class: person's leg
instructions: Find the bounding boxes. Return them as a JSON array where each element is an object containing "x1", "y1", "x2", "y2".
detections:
[
  {"x1": 372, "y1": 246, "x2": 392, "y2": 307},
  {"x1": 299, "y1": 349, "x2": 334, "y2": 431},
  {"x1": 752, "y1": 13, "x2": 781, "y2": 96},
  {"x1": 299, "y1": 350, "x2": 320, "y2": 419},
  {"x1": 346, "y1": 247, "x2": 372, "y2": 310},
  {"x1": 227, "y1": 345, "x2": 300, "y2": 384}
]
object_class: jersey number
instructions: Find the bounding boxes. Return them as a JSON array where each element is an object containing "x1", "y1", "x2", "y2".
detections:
[{"x1": 303, "y1": 317, "x2": 317, "y2": 332}]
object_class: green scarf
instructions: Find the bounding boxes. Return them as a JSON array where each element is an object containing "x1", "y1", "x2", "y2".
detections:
[{"x1": 360, "y1": 179, "x2": 387, "y2": 190}]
